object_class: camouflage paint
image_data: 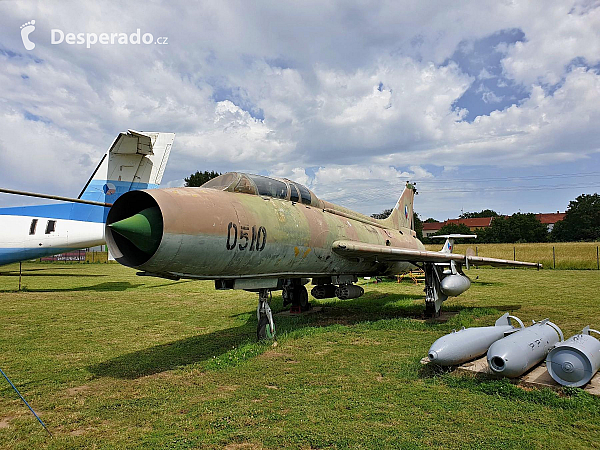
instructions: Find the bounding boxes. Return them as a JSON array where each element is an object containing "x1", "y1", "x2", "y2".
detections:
[{"x1": 106, "y1": 184, "x2": 422, "y2": 280}]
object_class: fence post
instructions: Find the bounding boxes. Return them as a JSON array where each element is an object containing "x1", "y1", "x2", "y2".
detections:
[
  {"x1": 513, "y1": 246, "x2": 516, "y2": 261},
  {"x1": 553, "y1": 246, "x2": 556, "y2": 269},
  {"x1": 18, "y1": 262, "x2": 22, "y2": 291},
  {"x1": 597, "y1": 246, "x2": 599, "y2": 270}
]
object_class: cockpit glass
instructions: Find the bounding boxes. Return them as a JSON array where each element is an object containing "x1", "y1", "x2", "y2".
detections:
[
  {"x1": 201, "y1": 173, "x2": 239, "y2": 190},
  {"x1": 296, "y1": 183, "x2": 312, "y2": 205},
  {"x1": 290, "y1": 184, "x2": 300, "y2": 202},
  {"x1": 247, "y1": 175, "x2": 287, "y2": 199}
]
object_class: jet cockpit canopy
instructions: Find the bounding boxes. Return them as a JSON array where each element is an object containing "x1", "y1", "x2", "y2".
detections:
[{"x1": 201, "y1": 172, "x2": 319, "y2": 207}]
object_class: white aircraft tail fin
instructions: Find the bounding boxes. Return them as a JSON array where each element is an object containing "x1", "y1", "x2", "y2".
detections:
[
  {"x1": 78, "y1": 130, "x2": 175, "y2": 204},
  {"x1": 431, "y1": 234, "x2": 477, "y2": 253}
]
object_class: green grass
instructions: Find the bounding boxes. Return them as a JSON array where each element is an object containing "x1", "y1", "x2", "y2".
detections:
[
  {"x1": 0, "y1": 263, "x2": 599, "y2": 449},
  {"x1": 425, "y1": 241, "x2": 600, "y2": 270}
]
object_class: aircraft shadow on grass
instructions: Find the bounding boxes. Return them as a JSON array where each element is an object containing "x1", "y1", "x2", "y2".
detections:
[
  {"x1": 9, "y1": 281, "x2": 144, "y2": 293},
  {"x1": 0, "y1": 270, "x2": 107, "y2": 278},
  {"x1": 88, "y1": 290, "x2": 501, "y2": 380}
]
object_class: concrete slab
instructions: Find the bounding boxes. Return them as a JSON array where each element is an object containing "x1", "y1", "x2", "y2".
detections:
[{"x1": 421, "y1": 356, "x2": 600, "y2": 396}]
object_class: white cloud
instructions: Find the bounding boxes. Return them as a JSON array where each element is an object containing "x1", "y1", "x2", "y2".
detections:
[{"x1": 0, "y1": 0, "x2": 599, "y2": 217}]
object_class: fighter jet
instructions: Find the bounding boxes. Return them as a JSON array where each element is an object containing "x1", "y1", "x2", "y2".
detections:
[{"x1": 104, "y1": 172, "x2": 540, "y2": 339}]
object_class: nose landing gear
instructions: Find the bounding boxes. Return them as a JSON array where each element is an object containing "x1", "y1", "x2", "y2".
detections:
[{"x1": 257, "y1": 289, "x2": 275, "y2": 340}]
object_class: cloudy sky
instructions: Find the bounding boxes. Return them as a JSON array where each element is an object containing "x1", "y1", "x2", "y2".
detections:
[{"x1": 1, "y1": 0, "x2": 599, "y2": 220}]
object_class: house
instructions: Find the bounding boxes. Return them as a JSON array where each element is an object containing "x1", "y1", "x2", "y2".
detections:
[
  {"x1": 422, "y1": 217, "x2": 493, "y2": 237},
  {"x1": 535, "y1": 212, "x2": 566, "y2": 232},
  {"x1": 422, "y1": 212, "x2": 565, "y2": 237}
]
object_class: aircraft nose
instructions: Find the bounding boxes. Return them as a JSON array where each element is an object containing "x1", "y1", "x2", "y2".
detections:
[{"x1": 108, "y1": 207, "x2": 162, "y2": 254}]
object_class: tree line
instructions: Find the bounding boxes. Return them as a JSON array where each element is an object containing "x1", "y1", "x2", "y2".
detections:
[{"x1": 372, "y1": 193, "x2": 600, "y2": 244}]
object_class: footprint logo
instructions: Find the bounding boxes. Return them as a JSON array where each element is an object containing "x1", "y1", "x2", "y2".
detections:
[{"x1": 20, "y1": 20, "x2": 36, "y2": 51}]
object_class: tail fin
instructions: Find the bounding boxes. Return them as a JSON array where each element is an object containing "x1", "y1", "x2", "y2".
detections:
[
  {"x1": 79, "y1": 130, "x2": 175, "y2": 204},
  {"x1": 72, "y1": 130, "x2": 175, "y2": 222},
  {"x1": 379, "y1": 182, "x2": 416, "y2": 230}
]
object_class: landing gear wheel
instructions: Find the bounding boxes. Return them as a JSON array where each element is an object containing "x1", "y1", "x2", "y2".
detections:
[
  {"x1": 256, "y1": 289, "x2": 276, "y2": 341},
  {"x1": 297, "y1": 286, "x2": 310, "y2": 312},
  {"x1": 257, "y1": 314, "x2": 275, "y2": 340},
  {"x1": 287, "y1": 285, "x2": 311, "y2": 313}
]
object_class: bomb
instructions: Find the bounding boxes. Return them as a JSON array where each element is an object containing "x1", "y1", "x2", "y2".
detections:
[
  {"x1": 487, "y1": 319, "x2": 563, "y2": 378},
  {"x1": 546, "y1": 326, "x2": 600, "y2": 387},
  {"x1": 428, "y1": 313, "x2": 524, "y2": 366}
]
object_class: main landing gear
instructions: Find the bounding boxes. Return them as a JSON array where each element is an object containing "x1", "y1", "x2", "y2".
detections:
[
  {"x1": 257, "y1": 289, "x2": 276, "y2": 340},
  {"x1": 282, "y1": 282, "x2": 310, "y2": 313}
]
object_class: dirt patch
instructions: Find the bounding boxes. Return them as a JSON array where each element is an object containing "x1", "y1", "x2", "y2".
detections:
[
  {"x1": 259, "y1": 351, "x2": 293, "y2": 360},
  {"x1": 0, "y1": 416, "x2": 14, "y2": 429},
  {"x1": 66, "y1": 385, "x2": 91, "y2": 396},
  {"x1": 217, "y1": 385, "x2": 239, "y2": 393},
  {"x1": 224, "y1": 443, "x2": 263, "y2": 450}
]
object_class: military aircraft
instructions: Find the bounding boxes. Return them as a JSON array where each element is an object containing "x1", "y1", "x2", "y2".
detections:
[
  {"x1": 0, "y1": 130, "x2": 175, "y2": 266},
  {"x1": 104, "y1": 172, "x2": 540, "y2": 339}
]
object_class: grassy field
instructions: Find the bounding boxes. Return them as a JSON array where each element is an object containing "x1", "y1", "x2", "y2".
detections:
[
  {"x1": 0, "y1": 262, "x2": 599, "y2": 449},
  {"x1": 425, "y1": 241, "x2": 600, "y2": 270}
]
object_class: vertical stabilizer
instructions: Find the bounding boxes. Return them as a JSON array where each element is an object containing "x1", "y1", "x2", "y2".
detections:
[
  {"x1": 73, "y1": 130, "x2": 175, "y2": 222},
  {"x1": 378, "y1": 183, "x2": 416, "y2": 230}
]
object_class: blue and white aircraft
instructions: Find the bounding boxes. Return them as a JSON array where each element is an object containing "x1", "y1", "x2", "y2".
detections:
[{"x1": 0, "y1": 130, "x2": 175, "y2": 266}]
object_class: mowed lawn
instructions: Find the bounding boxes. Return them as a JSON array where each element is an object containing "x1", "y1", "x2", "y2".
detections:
[
  {"x1": 0, "y1": 262, "x2": 599, "y2": 449},
  {"x1": 425, "y1": 241, "x2": 600, "y2": 270}
]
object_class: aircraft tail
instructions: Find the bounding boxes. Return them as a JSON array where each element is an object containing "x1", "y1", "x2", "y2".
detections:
[
  {"x1": 72, "y1": 130, "x2": 175, "y2": 222},
  {"x1": 379, "y1": 182, "x2": 416, "y2": 230},
  {"x1": 78, "y1": 130, "x2": 175, "y2": 204}
]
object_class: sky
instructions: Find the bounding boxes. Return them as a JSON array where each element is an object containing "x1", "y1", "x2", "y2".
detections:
[{"x1": 1, "y1": 0, "x2": 599, "y2": 221}]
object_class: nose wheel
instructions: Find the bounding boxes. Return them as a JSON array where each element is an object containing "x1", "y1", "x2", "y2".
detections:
[{"x1": 257, "y1": 289, "x2": 275, "y2": 340}]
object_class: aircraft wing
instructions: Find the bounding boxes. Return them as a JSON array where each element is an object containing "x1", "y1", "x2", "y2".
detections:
[{"x1": 332, "y1": 240, "x2": 541, "y2": 268}]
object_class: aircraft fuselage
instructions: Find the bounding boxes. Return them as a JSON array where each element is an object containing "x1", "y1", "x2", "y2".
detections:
[{"x1": 106, "y1": 187, "x2": 424, "y2": 280}]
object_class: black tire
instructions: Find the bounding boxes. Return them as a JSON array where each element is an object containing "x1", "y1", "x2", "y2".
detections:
[
  {"x1": 257, "y1": 314, "x2": 275, "y2": 340},
  {"x1": 297, "y1": 286, "x2": 310, "y2": 311}
]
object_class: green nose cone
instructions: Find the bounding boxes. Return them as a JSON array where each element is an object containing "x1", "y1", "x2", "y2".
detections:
[{"x1": 109, "y1": 207, "x2": 163, "y2": 254}]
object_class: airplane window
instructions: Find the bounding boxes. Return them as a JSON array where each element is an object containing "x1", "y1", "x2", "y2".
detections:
[
  {"x1": 29, "y1": 219, "x2": 38, "y2": 235},
  {"x1": 247, "y1": 175, "x2": 287, "y2": 199},
  {"x1": 234, "y1": 175, "x2": 258, "y2": 195},
  {"x1": 296, "y1": 184, "x2": 312, "y2": 205},
  {"x1": 201, "y1": 172, "x2": 239, "y2": 190},
  {"x1": 45, "y1": 220, "x2": 56, "y2": 234},
  {"x1": 290, "y1": 184, "x2": 299, "y2": 203}
]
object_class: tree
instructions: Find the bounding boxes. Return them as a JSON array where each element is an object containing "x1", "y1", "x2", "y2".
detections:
[
  {"x1": 184, "y1": 170, "x2": 221, "y2": 187},
  {"x1": 478, "y1": 214, "x2": 547, "y2": 243},
  {"x1": 371, "y1": 209, "x2": 393, "y2": 219},
  {"x1": 424, "y1": 218, "x2": 439, "y2": 223},
  {"x1": 434, "y1": 223, "x2": 472, "y2": 236},
  {"x1": 413, "y1": 212, "x2": 423, "y2": 241},
  {"x1": 459, "y1": 209, "x2": 499, "y2": 219},
  {"x1": 551, "y1": 193, "x2": 600, "y2": 242}
]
